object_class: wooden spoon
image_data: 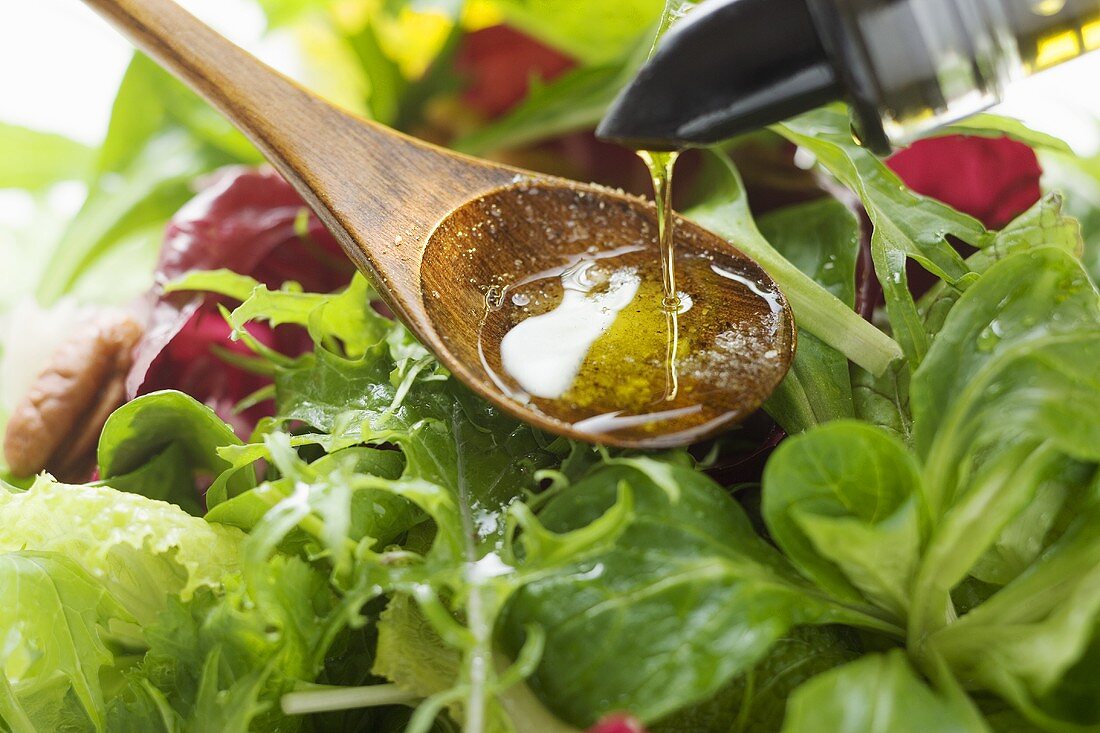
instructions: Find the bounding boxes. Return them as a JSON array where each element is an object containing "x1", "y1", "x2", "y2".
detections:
[{"x1": 83, "y1": 0, "x2": 795, "y2": 448}]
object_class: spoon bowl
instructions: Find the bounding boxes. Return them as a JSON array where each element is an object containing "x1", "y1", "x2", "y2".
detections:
[
  {"x1": 421, "y1": 180, "x2": 794, "y2": 447},
  {"x1": 83, "y1": 0, "x2": 796, "y2": 447}
]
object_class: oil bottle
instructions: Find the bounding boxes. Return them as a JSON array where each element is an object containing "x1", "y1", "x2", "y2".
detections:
[{"x1": 597, "y1": 0, "x2": 1100, "y2": 154}]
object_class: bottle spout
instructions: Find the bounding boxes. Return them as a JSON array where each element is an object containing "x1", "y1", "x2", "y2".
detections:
[{"x1": 596, "y1": 0, "x2": 842, "y2": 149}]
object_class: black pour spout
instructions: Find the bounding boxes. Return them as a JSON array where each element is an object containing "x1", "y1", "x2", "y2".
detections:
[{"x1": 596, "y1": 0, "x2": 846, "y2": 151}]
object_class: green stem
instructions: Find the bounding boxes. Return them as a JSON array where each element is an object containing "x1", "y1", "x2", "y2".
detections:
[
  {"x1": 684, "y1": 150, "x2": 902, "y2": 376},
  {"x1": 281, "y1": 684, "x2": 420, "y2": 715},
  {"x1": 738, "y1": 228, "x2": 902, "y2": 375}
]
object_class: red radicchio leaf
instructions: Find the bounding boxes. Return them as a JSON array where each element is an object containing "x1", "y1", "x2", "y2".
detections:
[
  {"x1": 887, "y1": 135, "x2": 1042, "y2": 230},
  {"x1": 587, "y1": 714, "x2": 649, "y2": 733},
  {"x1": 455, "y1": 25, "x2": 574, "y2": 119},
  {"x1": 127, "y1": 167, "x2": 355, "y2": 436}
]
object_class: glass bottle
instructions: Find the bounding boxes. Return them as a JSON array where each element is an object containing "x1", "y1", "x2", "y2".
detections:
[{"x1": 819, "y1": 0, "x2": 1100, "y2": 151}]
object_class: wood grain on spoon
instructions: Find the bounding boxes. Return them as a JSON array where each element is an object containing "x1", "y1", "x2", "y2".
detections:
[{"x1": 81, "y1": 0, "x2": 796, "y2": 447}]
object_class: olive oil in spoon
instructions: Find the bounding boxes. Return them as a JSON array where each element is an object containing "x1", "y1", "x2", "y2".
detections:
[{"x1": 460, "y1": 170, "x2": 794, "y2": 447}]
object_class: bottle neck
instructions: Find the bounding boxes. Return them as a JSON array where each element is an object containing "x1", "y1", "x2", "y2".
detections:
[{"x1": 811, "y1": 0, "x2": 1100, "y2": 152}]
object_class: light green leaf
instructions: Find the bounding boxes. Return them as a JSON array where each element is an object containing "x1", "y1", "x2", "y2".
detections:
[
  {"x1": 0, "y1": 477, "x2": 244, "y2": 628},
  {"x1": 0, "y1": 123, "x2": 94, "y2": 190},
  {"x1": 491, "y1": 0, "x2": 664, "y2": 65},
  {"x1": 941, "y1": 114, "x2": 1072, "y2": 153},
  {"x1": 781, "y1": 650, "x2": 987, "y2": 733},
  {"x1": 0, "y1": 552, "x2": 133, "y2": 733}
]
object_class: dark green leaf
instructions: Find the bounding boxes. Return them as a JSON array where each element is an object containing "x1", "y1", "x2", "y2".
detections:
[
  {"x1": 651, "y1": 626, "x2": 860, "y2": 733},
  {"x1": 682, "y1": 149, "x2": 902, "y2": 375},
  {"x1": 776, "y1": 106, "x2": 990, "y2": 366},
  {"x1": 98, "y1": 390, "x2": 257, "y2": 507},
  {"x1": 763, "y1": 421, "x2": 925, "y2": 619},
  {"x1": 502, "y1": 460, "x2": 897, "y2": 726}
]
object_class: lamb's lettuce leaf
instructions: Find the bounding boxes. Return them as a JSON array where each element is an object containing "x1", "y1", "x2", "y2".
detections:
[
  {"x1": 763, "y1": 421, "x2": 925, "y2": 620},
  {"x1": 775, "y1": 106, "x2": 990, "y2": 367},
  {"x1": 781, "y1": 651, "x2": 985, "y2": 733},
  {"x1": 501, "y1": 460, "x2": 899, "y2": 727}
]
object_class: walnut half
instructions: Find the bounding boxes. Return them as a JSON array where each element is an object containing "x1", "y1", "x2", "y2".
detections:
[{"x1": 3, "y1": 311, "x2": 143, "y2": 482}]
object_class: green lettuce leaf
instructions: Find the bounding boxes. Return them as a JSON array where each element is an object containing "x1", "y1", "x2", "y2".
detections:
[
  {"x1": 0, "y1": 477, "x2": 244, "y2": 627},
  {"x1": 0, "y1": 553, "x2": 133, "y2": 733}
]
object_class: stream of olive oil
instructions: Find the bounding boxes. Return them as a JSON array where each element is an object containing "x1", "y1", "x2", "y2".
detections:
[{"x1": 638, "y1": 149, "x2": 682, "y2": 401}]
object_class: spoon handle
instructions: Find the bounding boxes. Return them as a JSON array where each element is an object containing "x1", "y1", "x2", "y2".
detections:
[{"x1": 81, "y1": 0, "x2": 516, "y2": 322}]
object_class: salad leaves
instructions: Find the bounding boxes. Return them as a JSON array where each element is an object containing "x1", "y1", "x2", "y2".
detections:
[{"x1": 4, "y1": 0, "x2": 1100, "y2": 732}]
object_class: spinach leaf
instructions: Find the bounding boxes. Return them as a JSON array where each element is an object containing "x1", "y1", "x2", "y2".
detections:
[
  {"x1": 97, "y1": 390, "x2": 257, "y2": 509},
  {"x1": 650, "y1": 626, "x2": 860, "y2": 733},
  {"x1": 763, "y1": 420, "x2": 925, "y2": 620},
  {"x1": 781, "y1": 651, "x2": 986, "y2": 733},
  {"x1": 501, "y1": 460, "x2": 898, "y2": 727}
]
